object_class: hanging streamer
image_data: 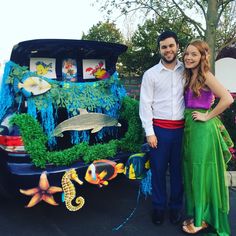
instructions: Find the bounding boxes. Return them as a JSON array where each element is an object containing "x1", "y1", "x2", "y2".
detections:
[
  {"x1": 140, "y1": 170, "x2": 152, "y2": 197},
  {"x1": 40, "y1": 100, "x2": 56, "y2": 146},
  {"x1": 0, "y1": 62, "x2": 15, "y2": 120}
]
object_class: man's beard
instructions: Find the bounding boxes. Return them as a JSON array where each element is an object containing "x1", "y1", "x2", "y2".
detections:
[{"x1": 161, "y1": 53, "x2": 177, "y2": 64}]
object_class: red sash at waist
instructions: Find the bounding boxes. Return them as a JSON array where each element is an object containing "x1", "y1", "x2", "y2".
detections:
[{"x1": 153, "y1": 119, "x2": 185, "y2": 129}]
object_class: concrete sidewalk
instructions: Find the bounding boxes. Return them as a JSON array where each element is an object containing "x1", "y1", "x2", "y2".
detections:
[{"x1": 108, "y1": 177, "x2": 236, "y2": 236}]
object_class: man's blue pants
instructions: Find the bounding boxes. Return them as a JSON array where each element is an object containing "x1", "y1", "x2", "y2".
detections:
[{"x1": 149, "y1": 125, "x2": 184, "y2": 210}]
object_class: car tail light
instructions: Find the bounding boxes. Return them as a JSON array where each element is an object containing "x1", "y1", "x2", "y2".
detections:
[{"x1": 0, "y1": 135, "x2": 25, "y2": 152}]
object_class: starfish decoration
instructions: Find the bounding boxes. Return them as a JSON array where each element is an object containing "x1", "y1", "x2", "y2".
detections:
[{"x1": 20, "y1": 171, "x2": 63, "y2": 208}]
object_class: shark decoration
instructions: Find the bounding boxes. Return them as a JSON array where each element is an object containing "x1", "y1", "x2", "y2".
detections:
[{"x1": 53, "y1": 109, "x2": 121, "y2": 137}]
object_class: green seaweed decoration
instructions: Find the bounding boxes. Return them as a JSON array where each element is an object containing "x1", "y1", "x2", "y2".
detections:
[
  {"x1": 31, "y1": 76, "x2": 117, "y2": 112},
  {"x1": 7, "y1": 64, "x2": 29, "y2": 84},
  {"x1": 10, "y1": 96, "x2": 144, "y2": 168}
]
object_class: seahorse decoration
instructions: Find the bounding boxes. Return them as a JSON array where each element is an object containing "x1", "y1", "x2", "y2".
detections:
[{"x1": 61, "y1": 168, "x2": 85, "y2": 211}]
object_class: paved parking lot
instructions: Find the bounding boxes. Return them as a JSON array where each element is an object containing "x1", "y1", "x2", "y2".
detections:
[{"x1": 0, "y1": 175, "x2": 235, "y2": 236}]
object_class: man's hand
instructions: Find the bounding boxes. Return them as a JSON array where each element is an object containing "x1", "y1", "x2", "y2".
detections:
[{"x1": 147, "y1": 135, "x2": 158, "y2": 148}]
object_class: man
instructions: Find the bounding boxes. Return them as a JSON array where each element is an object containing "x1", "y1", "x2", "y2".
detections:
[{"x1": 139, "y1": 31, "x2": 184, "y2": 225}]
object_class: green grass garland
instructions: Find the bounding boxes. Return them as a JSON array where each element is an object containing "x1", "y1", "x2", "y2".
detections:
[{"x1": 10, "y1": 96, "x2": 144, "y2": 168}]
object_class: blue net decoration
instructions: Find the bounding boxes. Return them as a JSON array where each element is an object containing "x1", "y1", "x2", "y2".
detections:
[
  {"x1": 27, "y1": 98, "x2": 37, "y2": 118},
  {"x1": 0, "y1": 62, "x2": 15, "y2": 120},
  {"x1": 140, "y1": 169, "x2": 152, "y2": 197},
  {"x1": 40, "y1": 100, "x2": 56, "y2": 147}
]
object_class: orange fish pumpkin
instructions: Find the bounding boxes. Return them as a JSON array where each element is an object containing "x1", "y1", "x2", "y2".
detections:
[{"x1": 85, "y1": 159, "x2": 124, "y2": 187}]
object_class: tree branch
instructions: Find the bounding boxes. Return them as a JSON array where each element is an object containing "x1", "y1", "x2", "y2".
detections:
[
  {"x1": 217, "y1": 0, "x2": 235, "y2": 24},
  {"x1": 111, "y1": 1, "x2": 170, "y2": 24},
  {"x1": 171, "y1": 0, "x2": 204, "y2": 37},
  {"x1": 113, "y1": 5, "x2": 162, "y2": 22},
  {"x1": 195, "y1": 0, "x2": 206, "y2": 19}
]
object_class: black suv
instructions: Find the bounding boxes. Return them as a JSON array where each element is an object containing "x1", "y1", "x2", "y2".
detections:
[{"x1": 0, "y1": 39, "x2": 142, "y2": 203}]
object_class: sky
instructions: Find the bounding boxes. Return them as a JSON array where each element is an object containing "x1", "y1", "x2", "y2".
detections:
[{"x1": 0, "y1": 0, "x2": 105, "y2": 61}]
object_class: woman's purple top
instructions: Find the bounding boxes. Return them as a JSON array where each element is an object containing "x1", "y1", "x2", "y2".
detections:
[{"x1": 184, "y1": 88, "x2": 213, "y2": 110}]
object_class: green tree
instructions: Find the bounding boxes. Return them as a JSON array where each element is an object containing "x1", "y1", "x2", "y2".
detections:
[
  {"x1": 95, "y1": 0, "x2": 236, "y2": 72},
  {"x1": 82, "y1": 21, "x2": 124, "y2": 43},
  {"x1": 216, "y1": 3, "x2": 236, "y2": 53},
  {"x1": 82, "y1": 21, "x2": 127, "y2": 76},
  {"x1": 121, "y1": 11, "x2": 195, "y2": 76}
]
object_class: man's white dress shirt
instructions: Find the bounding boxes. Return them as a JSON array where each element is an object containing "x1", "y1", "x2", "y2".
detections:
[{"x1": 139, "y1": 60, "x2": 185, "y2": 136}]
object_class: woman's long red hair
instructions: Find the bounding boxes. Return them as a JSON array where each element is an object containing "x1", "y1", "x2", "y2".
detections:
[{"x1": 183, "y1": 40, "x2": 211, "y2": 96}]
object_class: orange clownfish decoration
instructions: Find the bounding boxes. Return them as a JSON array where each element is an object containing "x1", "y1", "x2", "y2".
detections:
[{"x1": 85, "y1": 159, "x2": 124, "y2": 187}]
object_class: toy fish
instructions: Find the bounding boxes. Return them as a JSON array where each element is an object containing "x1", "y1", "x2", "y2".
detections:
[
  {"x1": 53, "y1": 109, "x2": 121, "y2": 137},
  {"x1": 85, "y1": 159, "x2": 124, "y2": 187},
  {"x1": 13, "y1": 76, "x2": 51, "y2": 97},
  {"x1": 124, "y1": 153, "x2": 150, "y2": 180}
]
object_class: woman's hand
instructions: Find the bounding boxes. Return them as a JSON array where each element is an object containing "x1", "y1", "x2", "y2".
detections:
[
  {"x1": 192, "y1": 111, "x2": 209, "y2": 122},
  {"x1": 146, "y1": 135, "x2": 158, "y2": 148}
]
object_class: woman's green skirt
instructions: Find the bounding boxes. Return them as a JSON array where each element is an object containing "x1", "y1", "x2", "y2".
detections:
[{"x1": 183, "y1": 109, "x2": 233, "y2": 236}]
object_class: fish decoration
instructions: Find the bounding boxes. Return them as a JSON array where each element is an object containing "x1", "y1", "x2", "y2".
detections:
[
  {"x1": 35, "y1": 61, "x2": 53, "y2": 76},
  {"x1": 124, "y1": 153, "x2": 150, "y2": 180},
  {"x1": 13, "y1": 75, "x2": 51, "y2": 97},
  {"x1": 85, "y1": 159, "x2": 125, "y2": 187},
  {"x1": 53, "y1": 109, "x2": 121, "y2": 137}
]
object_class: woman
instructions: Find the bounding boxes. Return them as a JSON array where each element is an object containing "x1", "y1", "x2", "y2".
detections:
[{"x1": 182, "y1": 40, "x2": 234, "y2": 235}]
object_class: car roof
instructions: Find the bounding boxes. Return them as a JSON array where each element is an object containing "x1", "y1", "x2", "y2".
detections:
[{"x1": 10, "y1": 39, "x2": 128, "y2": 67}]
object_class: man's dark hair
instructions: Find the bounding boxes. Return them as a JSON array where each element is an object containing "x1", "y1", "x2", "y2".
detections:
[{"x1": 157, "y1": 30, "x2": 179, "y2": 47}]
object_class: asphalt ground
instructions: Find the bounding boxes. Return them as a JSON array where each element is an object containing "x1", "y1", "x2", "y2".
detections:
[{"x1": 0, "y1": 175, "x2": 235, "y2": 236}]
